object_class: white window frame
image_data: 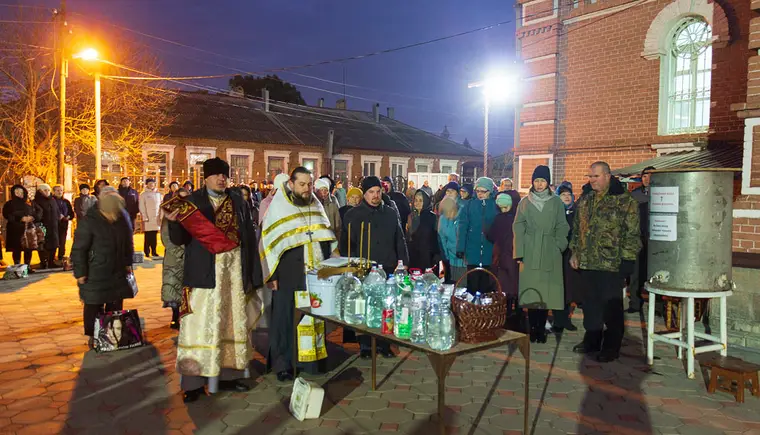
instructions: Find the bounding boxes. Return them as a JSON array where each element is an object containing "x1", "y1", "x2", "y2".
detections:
[
  {"x1": 361, "y1": 154, "x2": 383, "y2": 177},
  {"x1": 264, "y1": 150, "x2": 291, "y2": 179},
  {"x1": 225, "y1": 148, "x2": 255, "y2": 184},
  {"x1": 415, "y1": 157, "x2": 434, "y2": 173},
  {"x1": 389, "y1": 156, "x2": 409, "y2": 178},
  {"x1": 142, "y1": 144, "x2": 176, "y2": 183},
  {"x1": 439, "y1": 159, "x2": 459, "y2": 175},
  {"x1": 332, "y1": 153, "x2": 354, "y2": 182},
  {"x1": 517, "y1": 154, "x2": 554, "y2": 193},
  {"x1": 299, "y1": 152, "x2": 323, "y2": 178},
  {"x1": 658, "y1": 17, "x2": 712, "y2": 136}
]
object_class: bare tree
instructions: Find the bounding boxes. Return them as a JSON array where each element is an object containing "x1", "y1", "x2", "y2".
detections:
[{"x1": 0, "y1": 9, "x2": 174, "y2": 185}]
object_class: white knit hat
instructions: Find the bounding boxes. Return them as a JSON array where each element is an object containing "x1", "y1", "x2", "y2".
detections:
[{"x1": 315, "y1": 178, "x2": 330, "y2": 191}]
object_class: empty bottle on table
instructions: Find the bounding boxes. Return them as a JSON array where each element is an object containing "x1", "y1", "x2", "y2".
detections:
[
  {"x1": 394, "y1": 282, "x2": 412, "y2": 339},
  {"x1": 394, "y1": 260, "x2": 408, "y2": 280},
  {"x1": 365, "y1": 267, "x2": 385, "y2": 328},
  {"x1": 335, "y1": 272, "x2": 361, "y2": 321},
  {"x1": 377, "y1": 264, "x2": 387, "y2": 280},
  {"x1": 382, "y1": 275, "x2": 396, "y2": 335},
  {"x1": 426, "y1": 293, "x2": 449, "y2": 350},
  {"x1": 422, "y1": 268, "x2": 440, "y2": 289},
  {"x1": 343, "y1": 273, "x2": 366, "y2": 325},
  {"x1": 410, "y1": 280, "x2": 427, "y2": 344}
]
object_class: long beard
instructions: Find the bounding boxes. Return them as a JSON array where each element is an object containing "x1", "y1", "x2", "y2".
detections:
[{"x1": 293, "y1": 193, "x2": 312, "y2": 207}]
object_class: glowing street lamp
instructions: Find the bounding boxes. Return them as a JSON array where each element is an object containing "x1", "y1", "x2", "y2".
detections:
[
  {"x1": 73, "y1": 48, "x2": 104, "y2": 179},
  {"x1": 468, "y1": 73, "x2": 520, "y2": 177}
]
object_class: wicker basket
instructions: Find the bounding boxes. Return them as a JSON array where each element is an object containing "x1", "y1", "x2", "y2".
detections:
[{"x1": 450, "y1": 267, "x2": 508, "y2": 343}]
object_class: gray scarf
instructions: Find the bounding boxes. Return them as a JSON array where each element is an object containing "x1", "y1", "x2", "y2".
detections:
[{"x1": 528, "y1": 188, "x2": 553, "y2": 212}]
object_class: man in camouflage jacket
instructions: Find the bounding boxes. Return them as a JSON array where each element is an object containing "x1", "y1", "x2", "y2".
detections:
[{"x1": 569, "y1": 161, "x2": 641, "y2": 362}]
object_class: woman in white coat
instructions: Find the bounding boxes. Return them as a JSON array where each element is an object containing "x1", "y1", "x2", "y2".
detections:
[{"x1": 139, "y1": 178, "x2": 163, "y2": 258}]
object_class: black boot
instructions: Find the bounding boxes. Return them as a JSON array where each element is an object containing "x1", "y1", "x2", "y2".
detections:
[{"x1": 170, "y1": 306, "x2": 180, "y2": 330}]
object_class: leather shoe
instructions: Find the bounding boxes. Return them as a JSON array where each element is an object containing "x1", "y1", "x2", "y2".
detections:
[
  {"x1": 380, "y1": 349, "x2": 396, "y2": 358},
  {"x1": 565, "y1": 323, "x2": 578, "y2": 332},
  {"x1": 626, "y1": 307, "x2": 641, "y2": 314},
  {"x1": 219, "y1": 380, "x2": 251, "y2": 392},
  {"x1": 276, "y1": 370, "x2": 294, "y2": 382},
  {"x1": 572, "y1": 342, "x2": 596, "y2": 354},
  {"x1": 360, "y1": 350, "x2": 372, "y2": 359},
  {"x1": 596, "y1": 352, "x2": 619, "y2": 363},
  {"x1": 169, "y1": 321, "x2": 179, "y2": 330},
  {"x1": 183, "y1": 387, "x2": 205, "y2": 403}
]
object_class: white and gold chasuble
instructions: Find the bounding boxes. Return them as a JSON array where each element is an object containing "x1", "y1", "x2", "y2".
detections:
[{"x1": 176, "y1": 194, "x2": 256, "y2": 378}]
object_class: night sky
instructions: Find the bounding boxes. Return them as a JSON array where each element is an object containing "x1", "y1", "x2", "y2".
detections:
[{"x1": 29, "y1": 0, "x2": 518, "y2": 156}]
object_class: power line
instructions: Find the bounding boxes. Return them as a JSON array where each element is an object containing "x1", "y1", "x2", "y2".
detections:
[
  {"x1": 102, "y1": 73, "x2": 236, "y2": 81},
  {"x1": 0, "y1": 19, "x2": 50, "y2": 23},
  {"x1": 0, "y1": 3, "x2": 50, "y2": 9}
]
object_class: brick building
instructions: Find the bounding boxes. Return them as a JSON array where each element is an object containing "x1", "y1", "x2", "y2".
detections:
[
  {"x1": 101, "y1": 92, "x2": 480, "y2": 189},
  {"x1": 514, "y1": 0, "x2": 749, "y2": 192},
  {"x1": 515, "y1": 0, "x2": 757, "y2": 346}
]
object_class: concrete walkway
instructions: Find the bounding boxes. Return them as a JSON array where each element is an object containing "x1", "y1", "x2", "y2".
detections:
[{"x1": 0, "y1": 248, "x2": 758, "y2": 434}]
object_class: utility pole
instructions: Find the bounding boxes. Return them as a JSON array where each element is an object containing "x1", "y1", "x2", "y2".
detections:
[{"x1": 56, "y1": 0, "x2": 67, "y2": 185}]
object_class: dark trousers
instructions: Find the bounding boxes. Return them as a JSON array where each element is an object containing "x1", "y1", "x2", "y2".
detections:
[
  {"x1": 552, "y1": 303, "x2": 575, "y2": 328},
  {"x1": 12, "y1": 250, "x2": 33, "y2": 265},
  {"x1": 56, "y1": 221, "x2": 69, "y2": 260},
  {"x1": 466, "y1": 265, "x2": 494, "y2": 294},
  {"x1": 527, "y1": 309, "x2": 548, "y2": 330},
  {"x1": 628, "y1": 244, "x2": 647, "y2": 310},
  {"x1": 580, "y1": 270, "x2": 624, "y2": 355},
  {"x1": 83, "y1": 300, "x2": 123, "y2": 336},
  {"x1": 144, "y1": 231, "x2": 158, "y2": 256},
  {"x1": 269, "y1": 286, "x2": 295, "y2": 373},
  {"x1": 38, "y1": 250, "x2": 56, "y2": 268}
]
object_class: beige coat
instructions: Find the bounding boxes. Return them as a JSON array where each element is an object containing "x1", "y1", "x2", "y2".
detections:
[
  {"x1": 323, "y1": 194, "x2": 341, "y2": 242},
  {"x1": 139, "y1": 188, "x2": 163, "y2": 232}
]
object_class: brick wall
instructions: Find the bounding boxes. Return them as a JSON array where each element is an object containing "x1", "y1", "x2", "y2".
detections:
[{"x1": 553, "y1": 147, "x2": 657, "y2": 189}]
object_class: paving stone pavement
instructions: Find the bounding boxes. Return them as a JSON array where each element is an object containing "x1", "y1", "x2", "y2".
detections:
[{"x1": 0, "y1": 238, "x2": 758, "y2": 434}]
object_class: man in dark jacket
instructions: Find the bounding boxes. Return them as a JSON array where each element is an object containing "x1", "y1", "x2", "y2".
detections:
[
  {"x1": 166, "y1": 157, "x2": 263, "y2": 403},
  {"x1": 118, "y1": 177, "x2": 140, "y2": 231},
  {"x1": 382, "y1": 176, "x2": 411, "y2": 232},
  {"x1": 341, "y1": 176, "x2": 409, "y2": 358},
  {"x1": 627, "y1": 166, "x2": 655, "y2": 313},
  {"x1": 569, "y1": 162, "x2": 640, "y2": 363},
  {"x1": 52, "y1": 185, "x2": 75, "y2": 263}
]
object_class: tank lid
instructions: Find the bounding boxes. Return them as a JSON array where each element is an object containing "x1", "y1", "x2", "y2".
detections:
[{"x1": 649, "y1": 167, "x2": 741, "y2": 174}]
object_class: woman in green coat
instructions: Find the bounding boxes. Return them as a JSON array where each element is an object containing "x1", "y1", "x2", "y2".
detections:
[{"x1": 513, "y1": 166, "x2": 570, "y2": 343}]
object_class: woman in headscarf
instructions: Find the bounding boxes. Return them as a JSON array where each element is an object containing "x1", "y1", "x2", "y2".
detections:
[
  {"x1": 487, "y1": 190, "x2": 522, "y2": 325},
  {"x1": 459, "y1": 184, "x2": 473, "y2": 201},
  {"x1": 2, "y1": 185, "x2": 41, "y2": 271},
  {"x1": 339, "y1": 187, "x2": 363, "y2": 221},
  {"x1": 438, "y1": 197, "x2": 465, "y2": 284},
  {"x1": 552, "y1": 181, "x2": 579, "y2": 332},
  {"x1": 456, "y1": 177, "x2": 499, "y2": 293},
  {"x1": 513, "y1": 166, "x2": 569, "y2": 343},
  {"x1": 163, "y1": 181, "x2": 180, "y2": 203},
  {"x1": 33, "y1": 184, "x2": 61, "y2": 269},
  {"x1": 406, "y1": 189, "x2": 440, "y2": 271},
  {"x1": 72, "y1": 186, "x2": 135, "y2": 349}
]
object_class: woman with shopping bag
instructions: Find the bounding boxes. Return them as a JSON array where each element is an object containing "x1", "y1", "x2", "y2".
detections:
[
  {"x1": 71, "y1": 186, "x2": 135, "y2": 349},
  {"x1": 2, "y1": 185, "x2": 42, "y2": 271}
]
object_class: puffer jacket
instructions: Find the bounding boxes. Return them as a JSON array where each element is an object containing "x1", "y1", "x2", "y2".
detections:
[
  {"x1": 569, "y1": 177, "x2": 641, "y2": 272},
  {"x1": 438, "y1": 209, "x2": 464, "y2": 268},
  {"x1": 456, "y1": 194, "x2": 499, "y2": 266}
]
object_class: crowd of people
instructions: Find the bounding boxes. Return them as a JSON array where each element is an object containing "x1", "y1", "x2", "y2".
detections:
[{"x1": 9, "y1": 156, "x2": 649, "y2": 403}]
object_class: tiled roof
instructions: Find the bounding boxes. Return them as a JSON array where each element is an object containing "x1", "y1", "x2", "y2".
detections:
[
  {"x1": 160, "y1": 91, "x2": 481, "y2": 157},
  {"x1": 612, "y1": 146, "x2": 742, "y2": 177}
]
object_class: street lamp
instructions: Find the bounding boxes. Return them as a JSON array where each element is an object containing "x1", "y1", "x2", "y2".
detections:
[
  {"x1": 468, "y1": 73, "x2": 520, "y2": 177},
  {"x1": 73, "y1": 48, "x2": 103, "y2": 179}
]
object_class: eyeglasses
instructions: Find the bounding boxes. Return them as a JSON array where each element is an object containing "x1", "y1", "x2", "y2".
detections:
[{"x1": 475, "y1": 189, "x2": 489, "y2": 194}]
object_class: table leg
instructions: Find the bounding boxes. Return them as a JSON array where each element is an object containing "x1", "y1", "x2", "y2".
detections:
[
  {"x1": 720, "y1": 294, "x2": 728, "y2": 357},
  {"x1": 677, "y1": 302, "x2": 684, "y2": 360},
  {"x1": 687, "y1": 297, "x2": 695, "y2": 379},
  {"x1": 426, "y1": 353, "x2": 457, "y2": 435},
  {"x1": 371, "y1": 336, "x2": 377, "y2": 391},
  {"x1": 647, "y1": 293, "x2": 655, "y2": 365},
  {"x1": 517, "y1": 335, "x2": 530, "y2": 435}
]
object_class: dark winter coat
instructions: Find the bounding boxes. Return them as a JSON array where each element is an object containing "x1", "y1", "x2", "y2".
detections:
[
  {"x1": 340, "y1": 199, "x2": 409, "y2": 271},
  {"x1": 630, "y1": 186, "x2": 650, "y2": 240},
  {"x1": 569, "y1": 177, "x2": 641, "y2": 272},
  {"x1": 486, "y1": 190, "x2": 521, "y2": 297},
  {"x1": 406, "y1": 190, "x2": 440, "y2": 270},
  {"x1": 55, "y1": 197, "x2": 75, "y2": 222},
  {"x1": 382, "y1": 176, "x2": 411, "y2": 231},
  {"x1": 118, "y1": 186, "x2": 140, "y2": 219},
  {"x1": 169, "y1": 187, "x2": 263, "y2": 292},
  {"x1": 456, "y1": 195, "x2": 499, "y2": 266},
  {"x1": 72, "y1": 207, "x2": 135, "y2": 305},
  {"x1": 74, "y1": 194, "x2": 97, "y2": 220},
  {"x1": 2, "y1": 185, "x2": 42, "y2": 252},
  {"x1": 33, "y1": 193, "x2": 61, "y2": 251},
  {"x1": 562, "y1": 203, "x2": 582, "y2": 304}
]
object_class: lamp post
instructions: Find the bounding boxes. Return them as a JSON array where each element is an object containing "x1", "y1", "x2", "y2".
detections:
[
  {"x1": 72, "y1": 48, "x2": 103, "y2": 179},
  {"x1": 468, "y1": 74, "x2": 519, "y2": 178}
]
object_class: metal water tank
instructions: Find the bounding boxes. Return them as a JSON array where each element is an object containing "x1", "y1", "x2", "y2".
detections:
[{"x1": 647, "y1": 170, "x2": 734, "y2": 292}]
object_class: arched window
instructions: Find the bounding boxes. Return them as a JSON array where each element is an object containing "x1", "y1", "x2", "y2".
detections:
[{"x1": 660, "y1": 17, "x2": 712, "y2": 135}]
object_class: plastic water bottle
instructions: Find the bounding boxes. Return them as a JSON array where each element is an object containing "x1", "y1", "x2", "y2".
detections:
[
  {"x1": 410, "y1": 281, "x2": 427, "y2": 344},
  {"x1": 427, "y1": 282, "x2": 441, "y2": 306},
  {"x1": 365, "y1": 269, "x2": 384, "y2": 328},
  {"x1": 422, "y1": 268, "x2": 440, "y2": 289},
  {"x1": 343, "y1": 274, "x2": 366, "y2": 325},
  {"x1": 394, "y1": 283, "x2": 412, "y2": 339},
  {"x1": 382, "y1": 275, "x2": 396, "y2": 335},
  {"x1": 335, "y1": 272, "x2": 361, "y2": 321},
  {"x1": 426, "y1": 294, "x2": 446, "y2": 350},
  {"x1": 440, "y1": 293, "x2": 456, "y2": 350},
  {"x1": 377, "y1": 264, "x2": 387, "y2": 280},
  {"x1": 394, "y1": 260, "x2": 408, "y2": 281}
]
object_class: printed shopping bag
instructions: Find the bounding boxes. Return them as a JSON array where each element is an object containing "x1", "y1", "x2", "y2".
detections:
[
  {"x1": 19, "y1": 223, "x2": 38, "y2": 250},
  {"x1": 296, "y1": 315, "x2": 327, "y2": 363},
  {"x1": 2, "y1": 264, "x2": 28, "y2": 280},
  {"x1": 93, "y1": 309, "x2": 144, "y2": 353}
]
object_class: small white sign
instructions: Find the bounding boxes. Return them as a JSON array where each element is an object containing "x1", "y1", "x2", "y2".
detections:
[
  {"x1": 650, "y1": 214, "x2": 677, "y2": 242},
  {"x1": 650, "y1": 186, "x2": 679, "y2": 213}
]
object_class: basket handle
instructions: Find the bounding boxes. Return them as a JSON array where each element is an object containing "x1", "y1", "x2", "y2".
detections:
[{"x1": 455, "y1": 267, "x2": 504, "y2": 295}]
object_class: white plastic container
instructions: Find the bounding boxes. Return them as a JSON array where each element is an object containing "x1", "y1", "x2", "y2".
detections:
[
  {"x1": 306, "y1": 271, "x2": 338, "y2": 316},
  {"x1": 289, "y1": 377, "x2": 324, "y2": 421}
]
